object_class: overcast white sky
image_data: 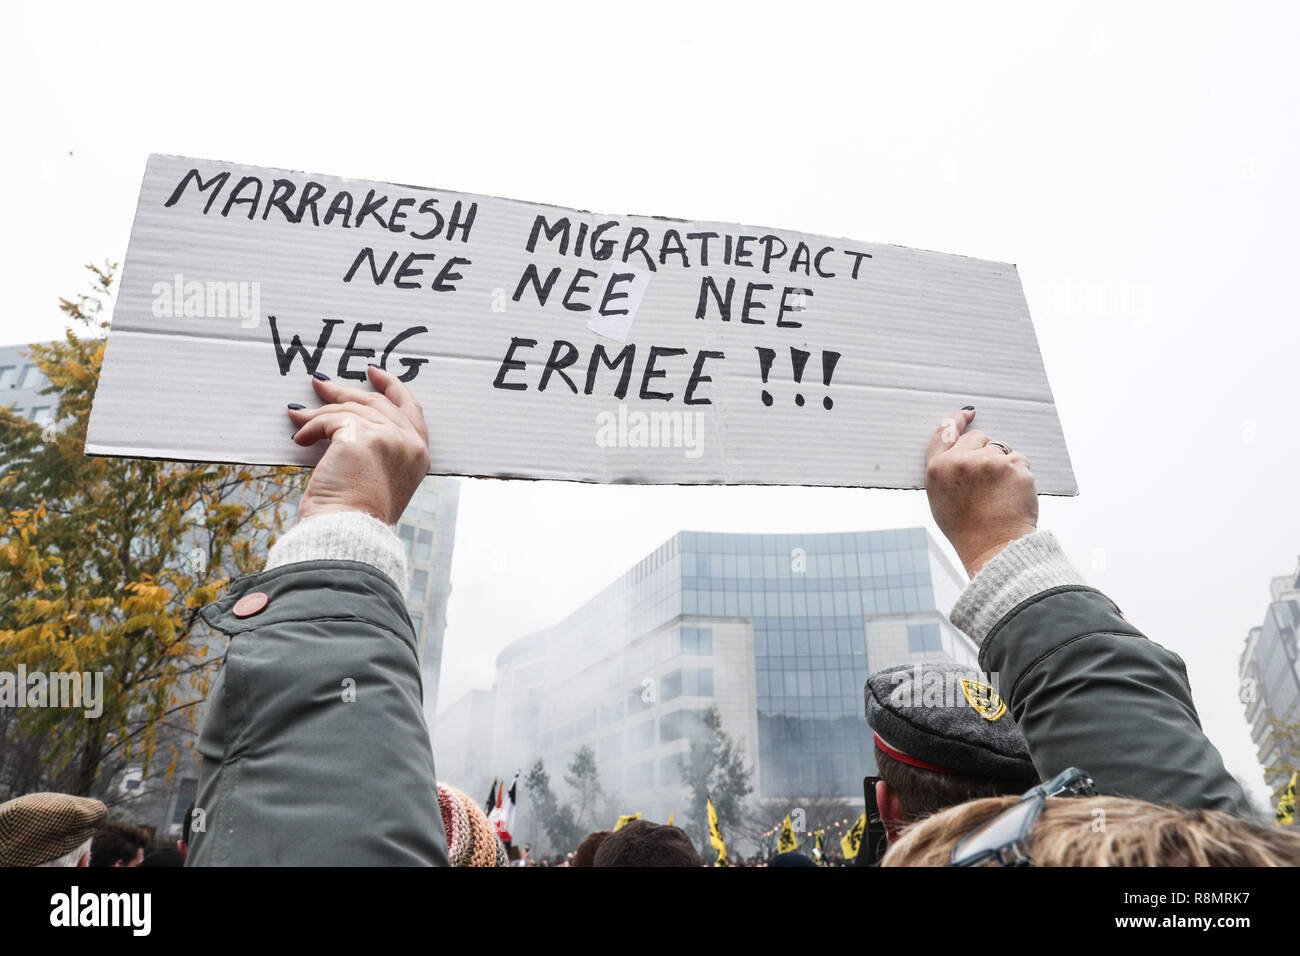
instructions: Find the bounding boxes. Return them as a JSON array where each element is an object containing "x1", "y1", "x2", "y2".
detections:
[{"x1": 6, "y1": 1, "x2": 1297, "y2": 804}]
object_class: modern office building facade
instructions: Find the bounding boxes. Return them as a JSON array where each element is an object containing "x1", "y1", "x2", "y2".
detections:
[
  {"x1": 448, "y1": 528, "x2": 978, "y2": 828},
  {"x1": 1, "y1": 341, "x2": 461, "y2": 833},
  {"x1": 1240, "y1": 559, "x2": 1300, "y2": 794},
  {"x1": 399, "y1": 477, "x2": 461, "y2": 723},
  {"x1": 0, "y1": 344, "x2": 57, "y2": 428},
  {"x1": 435, "y1": 689, "x2": 497, "y2": 792}
]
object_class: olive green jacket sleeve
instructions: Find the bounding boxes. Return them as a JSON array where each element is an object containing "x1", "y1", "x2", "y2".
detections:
[
  {"x1": 187, "y1": 559, "x2": 449, "y2": 866},
  {"x1": 953, "y1": 532, "x2": 1251, "y2": 817}
]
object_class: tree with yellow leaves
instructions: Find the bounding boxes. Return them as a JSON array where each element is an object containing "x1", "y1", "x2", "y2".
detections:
[
  {"x1": 0, "y1": 264, "x2": 305, "y2": 799},
  {"x1": 1263, "y1": 716, "x2": 1299, "y2": 815}
]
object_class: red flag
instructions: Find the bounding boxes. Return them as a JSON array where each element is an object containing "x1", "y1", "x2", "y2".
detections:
[{"x1": 490, "y1": 775, "x2": 517, "y2": 844}]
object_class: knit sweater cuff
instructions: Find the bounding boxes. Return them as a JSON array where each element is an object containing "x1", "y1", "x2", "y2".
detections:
[
  {"x1": 265, "y1": 511, "x2": 409, "y2": 597},
  {"x1": 949, "y1": 530, "x2": 1085, "y2": 649}
]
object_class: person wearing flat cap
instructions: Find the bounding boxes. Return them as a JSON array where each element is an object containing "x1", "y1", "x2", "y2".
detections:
[
  {"x1": 865, "y1": 661, "x2": 1040, "y2": 849},
  {"x1": 0, "y1": 792, "x2": 107, "y2": 867}
]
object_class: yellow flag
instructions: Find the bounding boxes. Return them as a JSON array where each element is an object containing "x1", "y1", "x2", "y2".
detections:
[
  {"x1": 1277, "y1": 771, "x2": 1297, "y2": 826},
  {"x1": 613, "y1": 812, "x2": 642, "y2": 831},
  {"x1": 707, "y1": 798, "x2": 727, "y2": 866},
  {"x1": 841, "y1": 813, "x2": 866, "y2": 860},
  {"x1": 813, "y1": 827, "x2": 824, "y2": 861},
  {"x1": 777, "y1": 813, "x2": 798, "y2": 853},
  {"x1": 666, "y1": 813, "x2": 674, "y2": 827}
]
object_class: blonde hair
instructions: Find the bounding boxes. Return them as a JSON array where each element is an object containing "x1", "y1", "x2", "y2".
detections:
[{"x1": 882, "y1": 794, "x2": 1300, "y2": 867}]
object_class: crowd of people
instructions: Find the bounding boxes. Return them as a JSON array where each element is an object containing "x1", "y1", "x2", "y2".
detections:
[{"x1": 3, "y1": 367, "x2": 1297, "y2": 867}]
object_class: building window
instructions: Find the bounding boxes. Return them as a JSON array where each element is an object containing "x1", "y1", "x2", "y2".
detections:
[
  {"x1": 680, "y1": 626, "x2": 713, "y2": 655},
  {"x1": 628, "y1": 720, "x2": 655, "y2": 751},
  {"x1": 600, "y1": 700, "x2": 625, "y2": 726},
  {"x1": 907, "y1": 623, "x2": 943, "y2": 653},
  {"x1": 628, "y1": 687, "x2": 654, "y2": 713},
  {"x1": 754, "y1": 607, "x2": 872, "y2": 797},
  {"x1": 660, "y1": 708, "x2": 708, "y2": 741},
  {"x1": 398, "y1": 524, "x2": 415, "y2": 556},
  {"x1": 30, "y1": 407, "x2": 52, "y2": 425},
  {"x1": 171, "y1": 776, "x2": 199, "y2": 826},
  {"x1": 0, "y1": 366, "x2": 15, "y2": 388},
  {"x1": 19, "y1": 365, "x2": 44, "y2": 389},
  {"x1": 415, "y1": 528, "x2": 433, "y2": 562},
  {"x1": 660, "y1": 671, "x2": 712, "y2": 697},
  {"x1": 410, "y1": 570, "x2": 428, "y2": 604},
  {"x1": 683, "y1": 667, "x2": 713, "y2": 696},
  {"x1": 599, "y1": 731, "x2": 622, "y2": 761},
  {"x1": 410, "y1": 611, "x2": 424, "y2": 635},
  {"x1": 420, "y1": 492, "x2": 438, "y2": 518}
]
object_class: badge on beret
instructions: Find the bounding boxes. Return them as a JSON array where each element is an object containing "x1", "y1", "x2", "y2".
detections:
[{"x1": 960, "y1": 678, "x2": 1007, "y2": 722}]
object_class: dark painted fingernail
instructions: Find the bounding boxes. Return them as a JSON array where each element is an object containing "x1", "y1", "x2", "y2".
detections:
[
  {"x1": 287, "y1": 402, "x2": 305, "y2": 410},
  {"x1": 961, "y1": 405, "x2": 975, "y2": 411},
  {"x1": 312, "y1": 371, "x2": 330, "y2": 381}
]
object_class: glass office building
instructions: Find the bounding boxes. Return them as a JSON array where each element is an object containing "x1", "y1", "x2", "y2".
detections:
[
  {"x1": 685, "y1": 529, "x2": 966, "y2": 796},
  {"x1": 445, "y1": 528, "x2": 978, "y2": 827},
  {"x1": 1240, "y1": 560, "x2": 1300, "y2": 794},
  {"x1": 396, "y1": 477, "x2": 461, "y2": 723},
  {"x1": 0, "y1": 344, "x2": 56, "y2": 427}
]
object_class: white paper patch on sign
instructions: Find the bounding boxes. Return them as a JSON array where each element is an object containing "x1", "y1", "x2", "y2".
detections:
[
  {"x1": 85, "y1": 154, "x2": 1078, "y2": 493},
  {"x1": 586, "y1": 266, "x2": 651, "y2": 344}
]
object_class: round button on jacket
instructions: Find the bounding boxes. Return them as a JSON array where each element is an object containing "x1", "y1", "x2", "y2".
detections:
[{"x1": 232, "y1": 591, "x2": 270, "y2": 618}]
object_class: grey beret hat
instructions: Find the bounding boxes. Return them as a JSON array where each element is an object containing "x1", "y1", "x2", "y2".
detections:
[{"x1": 865, "y1": 661, "x2": 1035, "y2": 779}]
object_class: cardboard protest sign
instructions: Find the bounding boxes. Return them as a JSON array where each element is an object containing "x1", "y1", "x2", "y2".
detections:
[{"x1": 86, "y1": 154, "x2": 1077, "y2": 492}]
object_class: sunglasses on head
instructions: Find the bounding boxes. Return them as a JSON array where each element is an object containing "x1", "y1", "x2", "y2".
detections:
[{"x1": 950, "y1": 767, "x2": 1097, "y2": 867}]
